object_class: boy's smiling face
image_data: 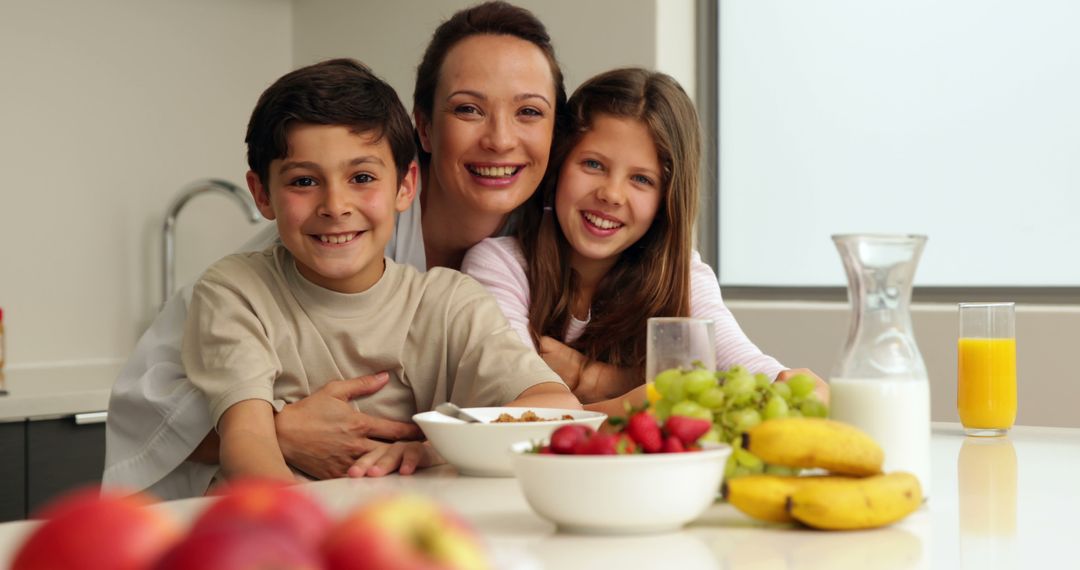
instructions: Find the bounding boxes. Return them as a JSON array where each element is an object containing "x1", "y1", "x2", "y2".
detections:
[{"x1": 248, "y1": 123, "x2": 417, "y2": 293}]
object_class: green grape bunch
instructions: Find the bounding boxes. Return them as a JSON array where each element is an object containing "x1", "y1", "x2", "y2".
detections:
[{"x1": 650, "y1": 365, "x2": 827, "y2": 479}]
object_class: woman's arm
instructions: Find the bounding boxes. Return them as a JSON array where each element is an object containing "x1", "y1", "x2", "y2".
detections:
[{"x1": 217, "y1": 399, "x2": 294, "y2": 482}]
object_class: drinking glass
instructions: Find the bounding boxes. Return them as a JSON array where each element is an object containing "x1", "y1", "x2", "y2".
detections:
[
  {"x1": 957, "y1": 303, "x2": 1017, "y2": 436},
  {"x1": 645, "y1": 318, "x2": 716, "y2": 392}
]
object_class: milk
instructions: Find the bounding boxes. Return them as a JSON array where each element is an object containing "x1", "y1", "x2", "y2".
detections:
[{"x1": 829, "y1": 377, "x2": 932, "y2": 498}]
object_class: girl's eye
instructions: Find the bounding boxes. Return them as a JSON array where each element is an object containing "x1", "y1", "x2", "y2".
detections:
[
  {"x1": 289, "y1": 176, "x2": 317, "y2": 188},
  {"x1": 583, "y1": 159, "x2": 603, "y2": 171},
  {"x1": 351, "y1": 173, "x2": 375, "y2": 184},
  {"x1": 631, "y1": 174, "x2": 655, "y2": 186}
]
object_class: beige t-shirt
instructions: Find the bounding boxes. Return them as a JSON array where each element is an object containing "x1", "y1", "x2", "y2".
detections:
[{"x1": 181, "y1": 245, "x2": 562, "y2": 428}]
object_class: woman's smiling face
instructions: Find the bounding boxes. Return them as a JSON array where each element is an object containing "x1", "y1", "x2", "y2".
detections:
[
  {"x1": 555, "y1": 114, "x2": 663, "y2": 273},
  {"x1": 416, "y1": 34, "x2": 556, "y2": 216}
]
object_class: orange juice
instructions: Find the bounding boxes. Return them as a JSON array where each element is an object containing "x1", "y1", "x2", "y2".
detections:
[{"x1": 957, "y1": 338, "x2": 1016, "y2": 429}]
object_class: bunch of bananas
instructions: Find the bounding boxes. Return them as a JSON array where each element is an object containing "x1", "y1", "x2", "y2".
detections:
[{"x1": 723, "y1": 417, "x2": 923, "y2": 530}]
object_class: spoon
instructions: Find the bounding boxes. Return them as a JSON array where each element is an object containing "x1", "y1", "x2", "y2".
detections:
[{"x1": 435, "y1": 402, "x2": 485, "y2": 423}]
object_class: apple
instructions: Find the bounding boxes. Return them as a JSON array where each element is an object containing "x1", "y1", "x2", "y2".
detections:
[
  {"x1": 190, "y1": 478, "x2": 331, "y2": 551},
  {"x1": 154, "y1": 525, "x2": 321, "y2": 570},
  {"x1": 323, "y1": 494, "x2": 490, "y2": 570},
  {"x1": 12, "y1": 487, "x2": 181, "y2": 570}
]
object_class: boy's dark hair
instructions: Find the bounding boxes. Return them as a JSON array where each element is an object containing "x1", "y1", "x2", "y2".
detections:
[
  {"x1": 246, "y1": 58, "x2": 415, "y2": 188},
  {"x1": 413, "y1": 1, "x2": 567, "y2": 167}
]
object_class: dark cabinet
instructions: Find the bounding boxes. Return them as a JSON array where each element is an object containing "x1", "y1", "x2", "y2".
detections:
[
  {"x1": 0, "y1": 416, "x2": 105, "y2": 522},
  {"x1": 0, "y1": 422, "x2": 26, "y2": 521}
]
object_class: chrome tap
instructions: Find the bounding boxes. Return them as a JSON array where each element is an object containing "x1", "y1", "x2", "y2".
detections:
[{"x1": 162, "y1": 179, "x2": 262, "y2": 308}]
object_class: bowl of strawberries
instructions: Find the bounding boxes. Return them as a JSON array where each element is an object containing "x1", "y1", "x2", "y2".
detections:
[{"x1": 509, "y1": 410, "x2": 731, "y2": 534}]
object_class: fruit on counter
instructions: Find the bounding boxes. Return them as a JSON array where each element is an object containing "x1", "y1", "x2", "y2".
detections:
[
  {"x1": 742, "y1": 417, "x2": 884, "y2": 476},
  {"x1": 541, "y1": 410, "x2": 712, "y2": 455},
  {"x1": 722, "y1": 474, "x2": 851, "y2": 524},
  {"x1": 187, "y1": 479, "x2": 332, "y2": 551},
  {"x1": 154, "y1": 525, "x2": 322, "y2": 570},
  {"x1": 650, "y1": 365, "x2": 828, "y2": 478},
  {"x1": 323, "y1": 493, "x2": 490, "y2": 570},
  {"x1": 12, "y1": 487, "x2": 181, "y2": 570},
  {"x1": 786, "y1": 472, "x2": 923, "y2": 530}
]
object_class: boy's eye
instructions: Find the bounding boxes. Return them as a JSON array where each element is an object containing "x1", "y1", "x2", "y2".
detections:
[
  {"x1": 289, "y1": 176, "x2": 317, "y2": 187},
  {"x1": 351, "y1": 173, "x2": 375, "y2": 184}
]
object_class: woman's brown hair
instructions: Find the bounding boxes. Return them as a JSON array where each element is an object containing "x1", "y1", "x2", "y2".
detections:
[
  {"x1": 518, "y1": 68, "x2": 701, "y2": 374},
  {"x1": 412, "y1": 1, "x2": 568, "y2": 168}
]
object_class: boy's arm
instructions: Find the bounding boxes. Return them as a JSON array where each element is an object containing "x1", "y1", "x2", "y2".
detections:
[
  {"x1": 506, "y1": 381, "x2": 582, "y2": 410},
  {"x1": 217, "y1": 399, "x2": 294, "y2": 482}
]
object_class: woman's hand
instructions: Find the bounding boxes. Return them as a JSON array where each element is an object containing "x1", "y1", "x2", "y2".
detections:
[
  {"x1": 538, "y1": 336, "x2": 639, "y2": 404},
  {"x1": 775, "y1": 368, "x2": 830, "y2": 404},
  {"x1": 274, "y1": 372, "x2": 423, "y2": 480},
  {"x1": 347, "y1": 441, "x2": 444, "y2": 478}
]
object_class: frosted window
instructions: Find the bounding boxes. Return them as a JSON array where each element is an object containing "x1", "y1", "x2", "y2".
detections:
[{"x1": 717, "y1": 0, "x2": 1080, "y2": 286}]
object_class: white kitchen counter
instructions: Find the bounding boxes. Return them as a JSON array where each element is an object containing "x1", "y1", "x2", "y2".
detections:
[
  {"x1": 0, "y1": 362, "x2": 119, "y2": 422},
  {"x1": 0, "y1": 422, "x2": 1075, "y2": 568}
]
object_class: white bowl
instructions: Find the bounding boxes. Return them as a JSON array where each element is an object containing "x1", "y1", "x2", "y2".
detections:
[
  {"x1": 510, "y1": 441, "x2": 731, "y2": 534},
  {"x1": 413, "y1": 407, "x2": 606, "y2": 477}
]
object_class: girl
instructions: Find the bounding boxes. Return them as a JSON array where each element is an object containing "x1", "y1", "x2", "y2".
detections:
[{"x1": 462, "y1": 68, "x2": 822, "y2": 415}]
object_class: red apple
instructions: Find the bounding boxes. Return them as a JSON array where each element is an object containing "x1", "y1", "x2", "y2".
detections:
[
  {"x1": 12, "y1": 487, "x2": 181, "y2": 570},
  {"x1": 154, "y1": 526, "x2": 321, "y2": 570},
  {"x1": 323, "y1": 494, "x2": 490, "y2": 570},
  {"x1": 190, "y1": 478, "x2": 331, "y2": 551}
]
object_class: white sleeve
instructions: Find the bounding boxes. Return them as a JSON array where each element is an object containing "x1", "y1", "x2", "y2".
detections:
[
  {"x1": 103, "y1": 227, "x2": 281, "y2": 499},
  {"x1": 690, "y1": 252, "x2": 786, "y2": 379},
  {"x1": 103, "y1": 285, "x2": 218, "y2": 499},
  {"x1": 460, "y1": 238, "x2": 535, "y2": 349}
]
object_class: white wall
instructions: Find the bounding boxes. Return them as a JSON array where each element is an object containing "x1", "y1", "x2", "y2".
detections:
[{"x1": 0, "y1": 0, "x2": 290, "y2": 366}]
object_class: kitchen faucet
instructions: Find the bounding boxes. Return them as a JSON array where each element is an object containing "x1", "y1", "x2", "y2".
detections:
[{"x1": 161, "y1": 179, "x2": 262, "y2": 308}]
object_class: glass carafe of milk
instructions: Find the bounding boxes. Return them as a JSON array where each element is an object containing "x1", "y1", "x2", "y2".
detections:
[{"x1": 830, "y1": 234, "x2": 932, "y2": 498}]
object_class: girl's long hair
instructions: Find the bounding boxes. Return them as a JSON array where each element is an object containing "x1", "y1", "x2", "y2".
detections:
[{"x1": 518, "y1": 68, "x2": 701, "y2": 375}]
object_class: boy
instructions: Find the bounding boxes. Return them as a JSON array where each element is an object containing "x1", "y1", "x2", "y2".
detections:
[{"x1": 182, "y1": 59, "x2": 577, "y2": 484}]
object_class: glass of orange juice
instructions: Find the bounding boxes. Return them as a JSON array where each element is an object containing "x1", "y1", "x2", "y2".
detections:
[{"x1": 957, "y1": 302, "x2": 1017, "y2": 436}]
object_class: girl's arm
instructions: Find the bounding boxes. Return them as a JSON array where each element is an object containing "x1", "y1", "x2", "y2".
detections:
[
  {"x1": 460, "y1": 238, "x2": 535, "y2": 347},
  {"x1": 690, "y1": 253, "x2": 786, "y2": 378},
  {"x1": 506, "y1": 381, "x2": 582, "y2": 410},
  {"x1": 217, "y1": 399, "x2": 294, "y2": 483}
]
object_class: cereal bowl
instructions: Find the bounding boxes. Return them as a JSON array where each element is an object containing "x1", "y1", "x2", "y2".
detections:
[
  {"x1": 510, "y1": 441, "x2": 731, "y2": 534},
  {"x1": 413, "y1": 407, "x2": 606, "y2": 477}
]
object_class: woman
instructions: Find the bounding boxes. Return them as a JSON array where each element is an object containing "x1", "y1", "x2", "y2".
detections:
[{"x1": 104, "y1": 1, "x2": 568, "y2": 499}]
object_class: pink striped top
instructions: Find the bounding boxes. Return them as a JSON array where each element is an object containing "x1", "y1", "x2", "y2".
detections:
[{"x1": 461, "y1": 237, "x2": 786, "y2": 379}]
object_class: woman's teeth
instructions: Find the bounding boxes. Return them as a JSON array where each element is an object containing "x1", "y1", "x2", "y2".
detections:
[
  {"x1": 469, "y1": 165, "x2": 519, "y2": 178},
  {"x1": 583, "y1": 212, "x2": 623, "y2": 230},
  {"x1": 318, "y1": 232, "x2": 358, "y2": 244}
]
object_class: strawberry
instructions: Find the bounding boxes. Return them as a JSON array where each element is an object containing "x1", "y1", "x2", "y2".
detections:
[
  {"x1": 550, "y1": 424, "x2": 594, "y2": 455},
  {"x1": 615, "y1": 433, "x2": 638, "y2": 455},
  {"x1": 626, "y1": 412, "x2": 663, "y2": 453},
  {"x1": 661, "y1": 435, "x2": 686, "y2": 453},
  {"x1": 537, "y1": 445, "x2": 554, "y2": 454},
  {"x1": 664, "y1": 416, "x2": 712, "y2": 446},
  {"x1": 576, "y1": 432, "x2": 618, "y2": 455}
]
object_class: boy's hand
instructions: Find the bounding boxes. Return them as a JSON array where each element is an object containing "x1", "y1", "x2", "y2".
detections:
[
  {"x1": 347, "y1": 441, "x2": 443, "y2": 478},
  {"x1": 275, "y1": 372, "x2": 423, "y2": 480}
]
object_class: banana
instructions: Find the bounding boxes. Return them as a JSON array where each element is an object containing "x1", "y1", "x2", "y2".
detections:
[
  {"x1": 787, "y1": 472, "x2": 923, "y2": 530},
  {"x1": 743, "y1": 418, "x2": 884, "y2": 476},
  {"x1": 723, "y1": 475, "x2": 850, "y2": 524}
]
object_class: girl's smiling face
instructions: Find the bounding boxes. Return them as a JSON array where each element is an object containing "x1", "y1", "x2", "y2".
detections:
[
  {"x1": 555, "y1": 114, "x2": 663, "y2": 275},
  {"x1": 416, "y1": 34, "x2": 556, "y2": 216}
]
